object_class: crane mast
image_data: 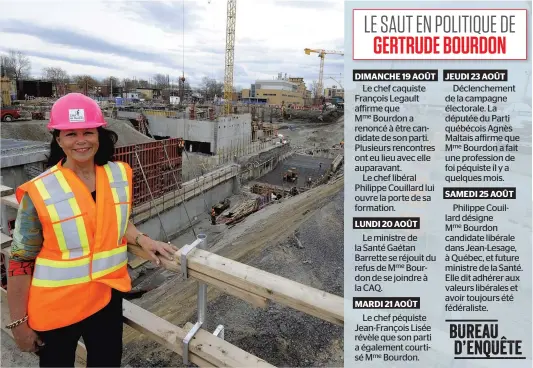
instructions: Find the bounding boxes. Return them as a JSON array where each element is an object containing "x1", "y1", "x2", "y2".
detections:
[
  {"x1": 223, "y1": 0, "x2": 237, "y2": 115},
  {"x1": 317, "y1": 53, "x2": 325, "y2": 99},
  {"x1": 304, "y1": 48, "x2": 344, "y2": 99}
]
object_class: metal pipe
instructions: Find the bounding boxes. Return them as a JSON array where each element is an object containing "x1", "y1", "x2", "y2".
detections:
[{"x1": 197, "y1": 233, "x2": 207, "y2": 324}]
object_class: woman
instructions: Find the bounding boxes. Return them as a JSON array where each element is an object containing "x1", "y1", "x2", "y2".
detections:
[{"x1": 6, "y1": 93, "x2": 177, "y2": 367}]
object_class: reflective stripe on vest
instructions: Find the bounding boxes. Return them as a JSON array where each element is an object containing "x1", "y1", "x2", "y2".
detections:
[
  {"x1": 32, "y1": 257, "x2": 90, "y2": 287},
  {"x1": 92, "y1": 245, "x2": 129, "y2": 279},
  {"x1": 33, "y1": 166, "x2": 90, "y2": 260},
  {"x1": 103, "y1": 162, "x2": 131, "y2": 245},
  {"x1": 32, "y1": 245, "x2": 128, "y2": 287}
]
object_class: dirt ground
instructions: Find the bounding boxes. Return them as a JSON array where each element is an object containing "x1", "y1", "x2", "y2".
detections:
[
  {"x1": 255, "y1": 154, "x2": 334, "y2": 187},
  {"x1": 278, "y1": 116, "x2": 345, "y2": 151},
  {"x1": 1, "y1": 330, "x2": 39, "y2": 367},
  {"x1": 122, "y1": 116, "x2": 345, "y2": 367}
]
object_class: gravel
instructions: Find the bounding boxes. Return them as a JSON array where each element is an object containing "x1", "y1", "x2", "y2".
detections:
[{"x1": 194, "y1": 189, "x2": 345, "y2": 367}]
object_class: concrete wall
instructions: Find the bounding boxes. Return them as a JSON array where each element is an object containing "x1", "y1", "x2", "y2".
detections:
[
  {"x1": 136, "y1": 179, "x2": 235, "y2": 241},
  {"x1": 1, "y1": 166, "x2": 30, "y2": 190},
  {"x1": 239, "y1": 145, "x2": 292, "y2": 184},
  {"x1": 181, "y1": 152, "x2": 220, "y2": 182},
  {"x1": 116, "y1": 111, "x2": 253, "y2": 155},
  {"x1": 118, "y1": 110, "x2": 216, "y2": 151},
  {"x1": 216, "y1": 115, "x2": 252, "y2": 153}
]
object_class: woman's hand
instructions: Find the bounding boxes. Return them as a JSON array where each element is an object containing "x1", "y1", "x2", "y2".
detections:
[
  {"x1": 139, "y1": 237, "x2": 178, "y2": 265},
  {"x1": 12, "y1": 323, "x2": 44, "y2": 353}
]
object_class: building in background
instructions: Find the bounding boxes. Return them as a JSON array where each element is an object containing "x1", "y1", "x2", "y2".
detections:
[
  {"x1": 242, "y1": 73, "x2": 306, "y2": 106},
  {"x1": 123, "y1": 92, "x2": 140, "y2": 99},
  {"x1": 136, "y1": 87, "x2": 162, "y2": 100},
  {"x1": 324, "y1": 85, "x2": 344, "y2": 101},
  {"x1": 288, "y1": 77, "x2": 306, "y2": 98},
  {"x1": 16, "y1": 80, "x2": 53, "y2": 100}
]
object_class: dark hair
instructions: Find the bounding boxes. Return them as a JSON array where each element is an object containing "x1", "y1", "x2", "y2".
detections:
[{"x1": 46, "y1": 127, "x2": 118, "y2": 168}]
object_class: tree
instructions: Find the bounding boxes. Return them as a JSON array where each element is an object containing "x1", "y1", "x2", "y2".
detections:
[
  {"x1": 152, "y1": 73, "x2": 168, "y2": 89},
  {"x1": 43, "y1": 67, "x2": 69, "y2": 96},
  {"x1": 310, "y1": 80, "x2": 321, "y2": 98},
  {"x1": 199, "y1": 77, "x2": 223, "y2": 101},
  {"x1": 1, "y1": 50, "x2": 31, "y2": 82},
  {"x1": 102, "y1": 76, "x2": 119, "y2": 96},
  {"x1": 123, "y1": 78, "x2": 136, "y2": 93},
  {"x1": 72, "y1": 75, "x2": 99, "y2": 95},
  {"x1": 138, "y1": 79, "x2": 149, "y2": 88}
]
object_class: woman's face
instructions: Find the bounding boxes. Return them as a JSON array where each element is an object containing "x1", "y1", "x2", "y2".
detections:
[{"x1": 56, "y1": 128, "x2": 99, "y2": 164}]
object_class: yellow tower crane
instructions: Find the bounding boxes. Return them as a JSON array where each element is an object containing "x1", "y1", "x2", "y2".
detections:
[
  {"x1": 304, "y1": 48, "x2": 344, "y2": 98},
  {"x1": 223, "y1": 0, "x2": 237, "y2": 115}
]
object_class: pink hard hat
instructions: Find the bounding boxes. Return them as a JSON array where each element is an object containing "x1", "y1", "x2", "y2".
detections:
[{"x1": 47, "y1": 93, "x2": 107, "y2": 131}]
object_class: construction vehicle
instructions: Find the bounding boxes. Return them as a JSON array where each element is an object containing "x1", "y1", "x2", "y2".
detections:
[
  {"x1": 304, "y1": 48, "x2": 344, "y2": 98},
  {"x1": 1, "y1": 107, "x2": 21, "y2": 122},
  {"x1": 283, "y1": 168, "x2": 298, "y2": 182}
]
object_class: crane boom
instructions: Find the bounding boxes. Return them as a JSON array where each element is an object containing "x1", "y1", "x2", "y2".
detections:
[
  {"x1": 329, "y1": 76, "x2": 343, "y2": 89},
  {"x1": 304, "y1": 48, "x2": 344, "y2": 99},
  {"x1": 224, "y1": 0, "x2": 237, "y2": 115}
]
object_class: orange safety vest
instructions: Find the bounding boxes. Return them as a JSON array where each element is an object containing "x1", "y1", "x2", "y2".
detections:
[{"x1": 15, "y1": 160, "x2": 133, "y2": 331}]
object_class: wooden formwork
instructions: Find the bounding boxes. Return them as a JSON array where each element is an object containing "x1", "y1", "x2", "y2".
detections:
[{"x1": 114, "y1": 138, "x2": 184, "y2": 208}]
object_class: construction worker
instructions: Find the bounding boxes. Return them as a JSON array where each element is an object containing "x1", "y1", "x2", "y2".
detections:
[
  {"x1": 6, "y1": 93, "x2": 178, "y2": 367},
  {"x1": 211, "y1": 207, "x2": 217, "y2": 225}
]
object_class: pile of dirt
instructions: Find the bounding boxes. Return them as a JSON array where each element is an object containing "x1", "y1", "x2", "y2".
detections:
[{"x1": 278, "y1": 116, "x2": 344, "y2": 151}]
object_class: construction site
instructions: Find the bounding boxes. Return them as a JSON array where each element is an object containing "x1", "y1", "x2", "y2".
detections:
[
  {"x1": 0, "y1": 1, "x2": 345, "y2": 366},
  {"x1": 1, "y1": 101, "x2": 345, "y2": 367}
]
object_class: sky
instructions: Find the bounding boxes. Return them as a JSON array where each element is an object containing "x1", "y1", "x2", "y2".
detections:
[{"x1": 0, "y1": 0, "x2": 345, "y2": 90}]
